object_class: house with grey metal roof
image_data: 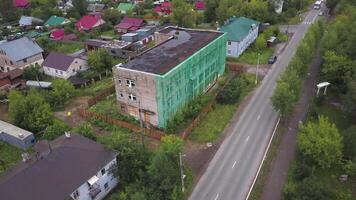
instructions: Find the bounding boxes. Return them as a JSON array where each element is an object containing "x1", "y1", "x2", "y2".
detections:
[
  {"x1": 0, "y1": 37, "x2": 44, "y2": 72},
  {"x1": 219, "y1": 16, "x2": 260, "y2": 57},
  {"x1": 42, "y1": 52, "x2": 89, "y2": 79},
  {"x1": 19, "y1": 16, "x2": 44, "y2": 27},
  {"x1": 0, "y1": 133, "x2": 118, "y2": 200},
  {"x1": 0, "y1": 120, "x2": 35, "y2": 150}
]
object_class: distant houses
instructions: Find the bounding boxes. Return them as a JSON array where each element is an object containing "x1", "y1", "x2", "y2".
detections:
[
  {"x1": 0, "y1": 69, "x2": 24, "y2": 92},
  {"x1": 44, "y1": 16, "x2": 71, "y2": 27},
  {"x1": 117, "y1": 2, "x2": 135, "y2": 14},
  {"x1": 42, "y1": 52, "x2": 89, "y2": 79},
  {"x1": 13, "y1": 0, "x2": 30, "y2": 8},
  {"x1": 19, "y1": 16, "x2": 43, "y2": 28},
  {"x1": 219, "y1": 17, "x2": 260, "y2": 58},
  {"x1": 116, "y1": 17, "x2": 145, "y2": 34},
  {"x1": 153, "y1": 1, "x2": 172, "y2": 15},
  {"x1": 0, "y1": 120, "x2": 35, "y2": 150},
  {"x1": 75, "y1": 15, "x2": 106, "y2": 31},
  {"x1": 0, "y1": 133, "x2": 118, "y2": 200},
  {"x1": 0, "y1": 37, "x2": 44, "y2": 72}
]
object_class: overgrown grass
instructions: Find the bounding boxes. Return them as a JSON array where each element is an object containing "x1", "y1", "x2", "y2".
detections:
[
  {"x1": 47, "y1": 42, "x2": 83, "y2": 54},
  {"x1": 189, "y1": 73, "x2": 255, "y2": 143},
  {"x1": 231, "y1": 48, "x2": 273, "y2": 65},
  {"x1": 89, "y1": 95, "x2": 139, "y2": 125},
  {"x1": 0, "y1": 142, "x2": 23, "y2": 175},
  {"x1": 76, "y1": 76, "x2": 114, "y2": 96}
]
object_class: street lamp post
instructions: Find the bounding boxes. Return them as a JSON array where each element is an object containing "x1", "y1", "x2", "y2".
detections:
[
  {"x1": 255, "y1": 53, "x2": 260, "y2": 85},
  {"x1": 179, "y1": 152, "x2": 185, "y2": 193}
]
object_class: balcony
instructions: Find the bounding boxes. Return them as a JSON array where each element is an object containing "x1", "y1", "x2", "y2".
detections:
[{"x1": 89, "y1": 183, "x2": 101, "y2": 199}]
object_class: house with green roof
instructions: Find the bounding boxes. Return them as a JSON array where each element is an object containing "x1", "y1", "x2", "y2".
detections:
[
  {"x1": 117, "y1": 3, "x2": 135, "y2": 14},
  {"x1": 219, "y1": 16, "x2": 260, "y2": 57},
  {"x1": 45, "y1": 16, "x2": 70, "y2": 27}
]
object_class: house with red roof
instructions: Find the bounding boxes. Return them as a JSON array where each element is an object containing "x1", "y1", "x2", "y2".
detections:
[
  {"x1": 115, "y1": 17, "x2": 145, "y2": 34},
  {"x1": 50, "y1": 29, "x2": 65, "y2": 41},
  {"x1": 13, "y1": 0, "x2": 29, "y2": 8},
  {"x1": 75, "y1": 15, "x2": 105, "y2": 31},
  {"x1": 153, "y1": 1, "x2": 172, "y2": 15},
  {"x1": 195, "y1": 1, "x2": 205, "y2": 11}
]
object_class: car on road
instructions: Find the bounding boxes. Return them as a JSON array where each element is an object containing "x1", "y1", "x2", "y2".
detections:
[{"x1": 268, "y1": 55, "x2": 277, "y2": 64}]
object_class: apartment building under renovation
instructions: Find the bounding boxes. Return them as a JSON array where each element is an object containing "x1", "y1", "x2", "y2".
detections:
[{"x1": 113, "y1": 27, "x2": 227, "y2": 128}]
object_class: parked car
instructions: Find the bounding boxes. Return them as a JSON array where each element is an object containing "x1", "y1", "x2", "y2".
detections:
[{"x1": 268, "y1": 55, "x2": 277, "y2": 64}]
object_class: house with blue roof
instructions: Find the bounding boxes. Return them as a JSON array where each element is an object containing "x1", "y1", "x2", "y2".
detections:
[
  {"x1": 0, "y1": 37, "x2": 44, "y2": 72},
  {"x1": 219, "y1": 17, "x2": 260, "y2": 57}
]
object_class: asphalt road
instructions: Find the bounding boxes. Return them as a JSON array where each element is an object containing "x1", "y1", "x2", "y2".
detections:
[{"x1": 189, "y1": 7, "x2": 322, "y2": 200}]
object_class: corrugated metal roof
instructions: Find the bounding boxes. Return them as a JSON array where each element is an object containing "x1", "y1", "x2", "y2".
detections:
[
  {"x1": 0, "y1": 37, "x2": 43, "y2": 62},
  {"x1": 0, "y1": 120, "x2": 33, "y2": 140},
  {"x1": 219, "y1": 17, "x2": 260, "y2": 42}
]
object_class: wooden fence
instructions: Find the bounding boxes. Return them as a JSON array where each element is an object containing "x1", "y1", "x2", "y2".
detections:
[
  {"x1": 78, "y1": 108, "x2": 165, "y2": 140},
  {"x1": 87, "y1": 85, "x2": 116, "y2": 107},
  {"x1": 180, "y1": 102, "x2": 215, "y2": 140}
]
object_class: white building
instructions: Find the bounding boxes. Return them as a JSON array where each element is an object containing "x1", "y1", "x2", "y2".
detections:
[
  {"x1": 0, "y1": 133, "x2": 118, "y2": 200},
  {"x1": 0, "y1": 37, "x2": 44, "y2": 72},
  {"x1": 219, "y1": 17, "x2": 260, "y2": 58},
  {"x1": 42, "y1": 52, "x2": 89, "y2": 79}
]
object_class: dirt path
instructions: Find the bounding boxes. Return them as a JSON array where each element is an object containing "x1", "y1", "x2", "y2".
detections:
[{"x1": 259, "y1": 45, "x2": 322, "y2": 200}]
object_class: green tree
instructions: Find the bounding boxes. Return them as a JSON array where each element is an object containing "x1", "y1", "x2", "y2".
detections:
[
  {"x1": 322, "y1": 51, "x2": 352, "y2": 90},
  {"x1": 23, "y1": 64, "x2": 43, "y2": 80},
  {"x1": 297, "y1": 116, "x2": 343, "y2": 169},
  {"x1": 342, "y1": 125, "x2": 356, "y2": 161},
  {"x1": 204, "y1": 0, "x2": 218, "y2": 23},
  {"x1": 146, "y1": 135, "x2": 184, "y2": 200},
  {"x1": 73, "y1": 122, "x2": 96, "y2": 141},
  {"x1": 255, "y1": 35, "x2": 266, "y2": 53},
  {"x1": 88, "y1": 49, "x2": 114, "y2": 73},
  {"x1": 172, "y1": 0, "x2": 197, "y2": 28},
  {"x1": 0, "y1": 0, "x2": 18, "y2": 22},
  {"x1": 271, "y1": 81, "x2": 297, "y2": 116},
  {"x1": 48, "y1": 79, "x2": 75, "y2": 108},
  {"x1": 9, "y1": 90, "x2": 53, "y2": 133},
  {"x1": 103, "y1": 8, "x2": 122, "y2": 25},
  {"x1": 73, "y1": 0, "x2": 88, "y2": 17},
  {"x1": 42, "y1": 120, "x2": 70, "y2": 140}
]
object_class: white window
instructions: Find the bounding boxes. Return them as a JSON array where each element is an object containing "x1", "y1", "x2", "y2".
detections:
[
  {"x1": 126, "y1": 79, "x2": 135, "y2": 87},
  {"x1": 128, "y1": 94, "x2": 137, "y2": 101},
  {"x1": 72, "y1": 190, "x2": 79, "y2": 199}
]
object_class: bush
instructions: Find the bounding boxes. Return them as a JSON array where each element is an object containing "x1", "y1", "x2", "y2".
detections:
[
  {"x1": 73, "y1": 122, "x2": 96, "y2": 141},
  {"x1": 216, "y1": 76, "x2": 248, "y2": 104},
  {"x1": 42, "y1": 120, "x2": 70, "y2": 140}
]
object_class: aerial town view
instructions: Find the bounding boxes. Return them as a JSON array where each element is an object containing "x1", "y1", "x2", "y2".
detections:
[{"x1": 0, "y1": 0, "x2": 355, "y2": 199}]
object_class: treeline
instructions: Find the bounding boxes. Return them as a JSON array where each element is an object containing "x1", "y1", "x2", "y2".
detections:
[
  {"x1": 321, "y1": 0, "x2": 356, "y2": 118},
  {"x1": 204, "y1": 0, "x2": 311, "y2": 24},
  {"x1": 271, "y1": 20, "x2": 325, "y2": 116}
]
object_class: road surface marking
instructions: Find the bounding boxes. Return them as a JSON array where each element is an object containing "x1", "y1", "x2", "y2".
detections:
[
  {"x1": 245, "y1": 117, "x2": 281, "y2": 200},
  {"x1": 257, "y1": 114, "x2": 261, "y2": 120},
  {"x1": 245, "y1": 136, "x2": 250, "y2": 142},
  {"x1": 214, "y1": 193, "x2": 219, "y2": 200},
  {"x1": 232, "y1": 161, "x2": 237, "y2": 169}
]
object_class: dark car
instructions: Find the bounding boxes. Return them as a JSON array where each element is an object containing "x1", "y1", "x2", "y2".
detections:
[{"x1": 268, "y1": 55, "x2": 277, "y2": 64}]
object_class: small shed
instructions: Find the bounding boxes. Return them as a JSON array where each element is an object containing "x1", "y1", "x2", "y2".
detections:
[
  {"x1": 122, "y1": 33, "x2": 139, "y2": 42},
  {"x1": 136, "y1": 26, "x2": 156, "y2": 39},
  {"x1": 0, "y1": 120, "x2": 35, "y2": 150}
]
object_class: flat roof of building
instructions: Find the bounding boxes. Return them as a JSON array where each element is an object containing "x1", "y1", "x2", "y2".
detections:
[
  {"x1": 117, "y1": 27, "x2": 223, "y2": 75},
  {"x1": 0, "y1": 120, "x2": 33, "y2": 140}
]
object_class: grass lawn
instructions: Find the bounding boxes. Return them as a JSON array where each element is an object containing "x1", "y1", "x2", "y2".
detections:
[
  {"x1": 100, "y1": 30, "x2": 117, "y2": 38},
  {"x1": 235, "y1": 48, "x2": 273, "y2": 65},
  {"x1": 77, "y1": 76, "x2": 114, "y2": 96},
  {"x1": 189, "y1": 74, "x2": 256, "y2": 143},
  {"x1": 48, "y1": 42, "x2": 84, "y2": 54},
  {"x1": 314, "y1": 102, "x2": 352, "y2": 130},
  {"x1": 0, "y1": 142, "x2": 23, "y2": 175}
]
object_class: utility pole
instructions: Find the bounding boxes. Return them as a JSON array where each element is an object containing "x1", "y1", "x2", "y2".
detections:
[
  {"x1": 138, "y1": 100, "x2": 145, "y2": 148},
  {"x1": 255, "y1": 53, "x2": 260, "y2": 85},
  {"x1": 179, "y1": 152, "x2": 185, "y2": 193}
]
